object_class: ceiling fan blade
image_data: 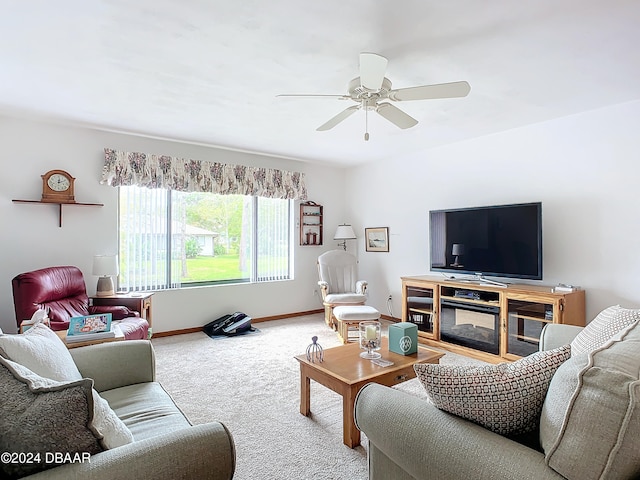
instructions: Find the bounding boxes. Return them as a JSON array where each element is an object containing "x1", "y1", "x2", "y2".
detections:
[
  {"x1": 388, "y1": 81, "x2": 471, "y2": 101},
  {"x1": 359, "y1": 52, "x2": 388, "y2": 90},
  {"x1": 316, "y1": 105, "x2": 359, "y2": 131},
  {"x1": 276, "y1": 94, "x2": 350, "y2": 99},
  {"x1": 376, "y1": 102, "x2": 418, "y2": 129}
]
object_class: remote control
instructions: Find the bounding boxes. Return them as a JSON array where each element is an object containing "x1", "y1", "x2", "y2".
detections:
[{"x1": 371, "y1": 358, "x2": 394, "y2": 367}]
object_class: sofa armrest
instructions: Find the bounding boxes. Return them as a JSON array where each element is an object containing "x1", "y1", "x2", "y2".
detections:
[
  {"x1": 356, "y1": 280, "x2": 368, "y2": 295},
  {"x1": 26, "y1": 422, "x2": 235, "y2": 480},
  {"x1": 354, "y1": 383, "x2": 564, "y2": 480},
  {"x1": 539, "y1": 324, "x2": 583, "y2": 351},
  {"x1": 69, "y1": 340, "x2": 155, "y2": 392}
]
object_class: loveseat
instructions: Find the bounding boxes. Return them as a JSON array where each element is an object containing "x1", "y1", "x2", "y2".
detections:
[
  {"x1": 354, "y1": 306, "x2": 640, "y2": 480},
  {"x1": 0, "y1": 325, "x2": 235, "y2": 480}
]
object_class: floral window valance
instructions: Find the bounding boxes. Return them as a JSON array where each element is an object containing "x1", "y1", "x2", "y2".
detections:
[{"x1": 100, "y1": 148, "x2": 308, "y2": 200}]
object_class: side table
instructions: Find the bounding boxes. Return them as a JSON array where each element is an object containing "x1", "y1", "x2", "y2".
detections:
[
  {"x1": 90, "y1": 292, "x2": 154, "y2": 337},
  {"x1": 55, "y1": 325, "x2": 125, "y2": 349}
]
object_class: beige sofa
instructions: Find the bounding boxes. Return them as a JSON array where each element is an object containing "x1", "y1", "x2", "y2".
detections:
[
  {"x1": 0, "y1": 335, "x2": 235, "y2": 480},
  {"x1": 355, "y1": 314, "x2": 640, "y2": 480}
]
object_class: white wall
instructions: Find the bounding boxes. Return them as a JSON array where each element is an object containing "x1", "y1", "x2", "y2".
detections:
[
  {"x1": 3, "y1": 101, "x2": 638, "y2": 334},
  {"x1": 345, "y1": 100, "x2": 640, "y2": 322},
  {"x1": 0, "y1": 116, "x2": 346, "y2": 333}
]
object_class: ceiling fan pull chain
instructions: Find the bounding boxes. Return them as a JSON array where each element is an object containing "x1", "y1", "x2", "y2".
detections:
[{"x1": 364, "y1": 101, "x2": 370, "y2": 141}]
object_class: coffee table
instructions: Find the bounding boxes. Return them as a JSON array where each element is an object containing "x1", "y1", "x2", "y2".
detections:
[{"x1": 294, "y1": 336, "x2": 443, "y2": 448}]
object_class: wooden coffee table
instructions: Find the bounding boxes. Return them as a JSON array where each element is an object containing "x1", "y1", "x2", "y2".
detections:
[{"x1": 294, "y1": 337, "x2": 443, "y2": 448}]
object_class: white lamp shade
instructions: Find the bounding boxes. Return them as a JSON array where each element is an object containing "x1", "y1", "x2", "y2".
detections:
[
  {"x1": 334, "y1": 224, "x2": 356, "y2": 240},
  {"x1": 452, "y1": 244, "x2": 465, "y2": 256},
  {"x1": 93, "y1": 255, "x2": 119, "y2": 276}
]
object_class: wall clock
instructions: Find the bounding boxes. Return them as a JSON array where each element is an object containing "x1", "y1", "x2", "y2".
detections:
[{"x1": 41, "y1": 169, "x2": 76, "y2": 203}]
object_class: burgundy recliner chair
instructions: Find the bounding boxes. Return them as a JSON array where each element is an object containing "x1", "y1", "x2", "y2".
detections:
[{"x1": 12, "y1": 265, "x2": 149, "y2": 340}]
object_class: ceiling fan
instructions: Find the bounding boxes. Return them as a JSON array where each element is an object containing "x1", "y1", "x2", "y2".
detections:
[{"x1": 277, "y1": 52, "x2": 471, "y2": 141}]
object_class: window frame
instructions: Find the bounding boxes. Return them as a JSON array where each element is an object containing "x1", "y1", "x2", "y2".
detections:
[{"x1": 117, "y1": 187, "x2": 294, "y2": 291}]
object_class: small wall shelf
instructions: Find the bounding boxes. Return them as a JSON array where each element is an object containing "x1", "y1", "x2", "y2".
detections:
[
  {"x1": 12, "y1": 199, "x2": 104, "y2": 227},
  {"x1": 300, "y1": 201, "x2": 323, "y2": 246}
]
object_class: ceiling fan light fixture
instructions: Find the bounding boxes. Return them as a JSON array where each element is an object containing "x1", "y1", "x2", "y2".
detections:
[{"x1": 359, "y1": 52, "x2": 388, "y2": 90}]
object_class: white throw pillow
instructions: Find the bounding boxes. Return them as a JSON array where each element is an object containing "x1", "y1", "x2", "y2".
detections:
[
  {"x1": 414, "y1": 345, "x2": 571, "y2": 435},
  {"x1": 90, "y1": 389, "x2": 134, "y2": 448},
  {"x1": 571, "y1": 305, "x2": 640, "y2": 355},
  {"x1": 0, "y1": 323, "x2": 82, "y2": 382}
]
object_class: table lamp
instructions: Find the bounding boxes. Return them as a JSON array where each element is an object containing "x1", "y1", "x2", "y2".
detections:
[
  {"x1": 93, "y1": 254, "x2": 119, "y2": 296},
  {"x1": 451, "y1": 244, "x2": 465, "y2": 267},
  {"x1": 334, "y1": 224, "x2": 356, "y2": 251}
]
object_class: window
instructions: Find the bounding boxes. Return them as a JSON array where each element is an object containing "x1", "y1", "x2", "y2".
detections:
[{"x1": 118, "y1": 186, "x2": 293, "y2": 291}]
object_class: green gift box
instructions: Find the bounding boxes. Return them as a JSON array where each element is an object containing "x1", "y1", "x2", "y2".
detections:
[{"x1": 388, "y1": 322, "x2": 418, "y2": 355}]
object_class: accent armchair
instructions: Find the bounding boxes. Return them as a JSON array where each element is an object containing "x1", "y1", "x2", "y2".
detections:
[
  {"x1": 317, "y1": 250, "x2": 368, "y2": 328},
  {"x1": 12, "y1": 265, "x2": 148, "y2": 339}
]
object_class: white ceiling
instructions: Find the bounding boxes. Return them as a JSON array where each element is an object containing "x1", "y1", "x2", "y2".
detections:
[{"x1": 1, "y1": 0, "x2": 639, "y2": 167}]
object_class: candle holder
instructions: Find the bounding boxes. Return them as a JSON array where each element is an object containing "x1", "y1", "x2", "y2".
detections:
[{"x1": 359, "y1": 321, "x2": 382, "y2": 359}]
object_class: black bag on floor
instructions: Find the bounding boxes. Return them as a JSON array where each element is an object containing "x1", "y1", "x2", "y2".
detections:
[{"x1": 203, "y1": 312, "x2": 253, "y2": 337}]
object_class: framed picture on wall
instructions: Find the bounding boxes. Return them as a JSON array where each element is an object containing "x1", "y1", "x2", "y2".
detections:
[{"x1": 365, "y1": 227, "x2": 389, "y2": 252}]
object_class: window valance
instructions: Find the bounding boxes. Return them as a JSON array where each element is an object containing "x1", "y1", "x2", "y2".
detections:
[{"x1": 101, "y1": 148, "x2": 307, "y2": 200}]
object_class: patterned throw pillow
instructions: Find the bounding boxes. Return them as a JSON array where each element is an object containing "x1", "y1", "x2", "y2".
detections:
[
  {"x1": 0, "y1": 356, "x2": 103, "y2": 478},
  {"x1": 414, "y1": 345, "x2": 571, "y2": 435},
  {"x1": 571, "y1": 305, "x2": 640, "y2": 355}
]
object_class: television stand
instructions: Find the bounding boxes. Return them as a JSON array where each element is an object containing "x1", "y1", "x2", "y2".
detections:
[{"x1": 402, "y1": 275, "x2": 585, "y2": 363}]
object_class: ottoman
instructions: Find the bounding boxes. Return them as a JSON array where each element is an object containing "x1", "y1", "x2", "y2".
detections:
[{"x1": 332, "y1": 305, "x2": 381, "y2": 344}]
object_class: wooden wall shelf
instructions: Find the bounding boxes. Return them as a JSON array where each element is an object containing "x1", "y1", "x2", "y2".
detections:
[
  {"x1": 12, "y1": 199, "x2": 104, "y2": 227},
  {"x1": 300, "y1": 201, "x2": 323, "y2": 246}
]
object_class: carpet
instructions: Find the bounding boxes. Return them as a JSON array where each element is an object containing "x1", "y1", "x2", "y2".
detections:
[
  {"x1": 151, "y1": 313, "x2": 486, "y2": 480},
  {"x1": 205, "y1": 327, "x2": 260, "y2": 340}
]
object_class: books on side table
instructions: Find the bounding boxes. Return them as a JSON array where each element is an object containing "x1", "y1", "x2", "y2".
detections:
[
  {"x1": 66, "y1": 313, "x2": 118, "y2": 343},
  {"x1": 65, "y1": 326, "x2": 122, "y2": 343}
]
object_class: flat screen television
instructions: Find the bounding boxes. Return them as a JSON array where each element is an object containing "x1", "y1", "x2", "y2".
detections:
[{"x1": 429, "y1": 202, "x2": 542, "y2": 281}]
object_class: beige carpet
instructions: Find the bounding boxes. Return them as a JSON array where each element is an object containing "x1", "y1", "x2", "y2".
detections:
[{"x1": 151, "y1": 314, "x2": 485, "y2": 480}]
